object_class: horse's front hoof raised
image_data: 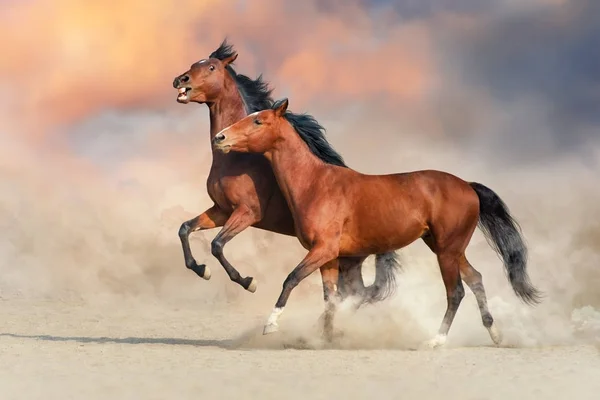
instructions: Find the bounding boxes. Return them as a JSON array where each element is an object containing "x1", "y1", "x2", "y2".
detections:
[
  {"x1": 245, "y1": 277, "x2": 258, "y2": 293},
  {"x1": 188, "y1": 262, "x2": 211, "y2": 280},
  {"x1": 202, "y1": 266, "x2": 212, "y2": 280}
]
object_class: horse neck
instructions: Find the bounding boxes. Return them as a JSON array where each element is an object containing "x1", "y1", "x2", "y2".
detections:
[
  {"x1": 266, "y1": 122, "x2": 326, "y2": 211},
  {"x1": 208, "y1": 77, "x2": 247, "y2": 142}
]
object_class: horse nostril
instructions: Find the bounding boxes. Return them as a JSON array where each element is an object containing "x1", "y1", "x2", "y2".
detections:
[
  {"x1": 173, "y1": 75, "x2": 189, "y2": 88},
  {"x1": 215, "y1": 133, "x2": 225, "y2": 143}
]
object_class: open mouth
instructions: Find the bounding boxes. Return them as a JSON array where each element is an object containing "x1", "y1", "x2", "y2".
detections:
[
  {"x1": 216, "y1": 144, "x2": 232, "y2": 153},
  {"x1": 177, "y1": 87, "x2": 191, "y2": 102}
]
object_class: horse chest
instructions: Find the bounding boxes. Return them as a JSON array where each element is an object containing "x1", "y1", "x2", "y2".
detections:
[
  {"x1": 206, "y1": 172, "x2": 235, "y2": 212},
  {"x1": 292, "y1": 202, "x2": 340, "y2": 251},
  {"x1": 294, "y1": 226, "x2": 314, "y2": 250},
  {"x1": 206, "y1": 169, "x2": 267, "y2": 214}
]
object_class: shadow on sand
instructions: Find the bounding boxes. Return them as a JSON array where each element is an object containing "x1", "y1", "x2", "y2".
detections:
[
  {"x1": 0, "y1": 324, "x2": 323, "y2": 350},
  {"x1": 0, "y1": 325, "x2": 347, "y2": 350},
  {"x1": 0, "y1": 332, "x2": 236, "y2": 349}
]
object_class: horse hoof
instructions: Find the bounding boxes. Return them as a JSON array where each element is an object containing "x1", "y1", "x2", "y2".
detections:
[
  {"x1": 420, "y1": 334, "x2": 447, "y2": 350},
  {"x1": 488, "y1": 323, "x2": 503, "y2": 345},
  {"x1": 189, "y1": 263, "x2": 211, "y2": 280},
  {"x1": 263, "y1": 323, "x2": 279, "y2": 335},
  {"x1": 246, "y1": 278, "x2": 257, "y2": 293}
]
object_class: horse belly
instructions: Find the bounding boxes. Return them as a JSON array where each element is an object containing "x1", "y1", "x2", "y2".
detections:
[{"x1": 338, "y1": 210, "x2": 427, "y2": 256}]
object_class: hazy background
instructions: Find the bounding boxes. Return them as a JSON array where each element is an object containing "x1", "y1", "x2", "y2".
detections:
[{"x1": 1, "y1": 0, "x2": 599, "y2": 348}]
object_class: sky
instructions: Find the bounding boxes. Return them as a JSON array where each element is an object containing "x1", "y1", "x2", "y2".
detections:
[{"x1": 1, "y1": 0, "x2": 596, "y2": 162}]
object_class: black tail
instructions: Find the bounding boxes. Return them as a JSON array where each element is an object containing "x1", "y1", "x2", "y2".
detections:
[
  {"x1": 470, "y1": 182, "x2": 542, "y2": 305},
  {"x1": 360, "y1": 251, "x2": 402, "y2": 306}
]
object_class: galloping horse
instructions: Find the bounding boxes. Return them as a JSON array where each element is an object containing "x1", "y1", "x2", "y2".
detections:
[
  {"x1": 212, "y1": 98, "x2": 542, "y2": 347},
  {"x1": 172, "y1": 41, "x2": 400, "y2": 304}
]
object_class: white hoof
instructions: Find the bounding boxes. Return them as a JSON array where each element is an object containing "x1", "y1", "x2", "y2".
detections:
[
  {"x1": 421, "y1": 334, "x2": 447, "y2": 350},
  {"x1": 202, "y1": 266, "x2": 212, "y2": 280},
  {"x1": 488, "y1": 323, "x2": 503, "y2": 345},
  {"x1": 246, "y1": 278, "x2": 257, "y2": 293},
  {"x1": 263, "y1": 323, "x2": 279, "y2": 335}
]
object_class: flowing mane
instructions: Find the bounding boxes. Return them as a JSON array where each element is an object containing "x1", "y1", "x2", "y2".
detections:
[
  {"x1": 210, "y1": 40, "x2": 347, "y2": 168},
  {"x1": 282, "y1": 111, "x2": 347, "y2": 167},
  {"x1": 210, "y1": 41, "x2": 272, "y2": 114}
]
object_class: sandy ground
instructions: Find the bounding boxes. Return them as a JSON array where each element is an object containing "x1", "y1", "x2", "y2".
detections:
[{"x1": 1, "y1": 295, "x2": 599, "y2": 400}]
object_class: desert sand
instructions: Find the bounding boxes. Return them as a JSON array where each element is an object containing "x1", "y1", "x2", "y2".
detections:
[
  {"x1": 1, "y1": 250, "x2": 599, "y2": 400},
  {"x1": 1, "y1": 298, "x2": 599, "y2": 400}
]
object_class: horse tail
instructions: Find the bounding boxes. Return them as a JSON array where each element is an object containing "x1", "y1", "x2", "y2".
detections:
[
  {"x1": 360, "y1": 251, "x2": 402, "y2": 306},
  {"x1": 469, "y1": 182, "x2": 542, "y2": 305}
]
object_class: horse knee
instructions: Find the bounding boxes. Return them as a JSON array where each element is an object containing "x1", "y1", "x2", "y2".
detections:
[
  {"x1": 211, "y1": 239, "x2": 223, "y2": 257},
  {"x1": 178, "y1": 222, "x2": 190, "y2": 239}
]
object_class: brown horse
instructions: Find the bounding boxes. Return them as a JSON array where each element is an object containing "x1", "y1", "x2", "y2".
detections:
[
  {"x1": 212, "y1": 98, "x2": 542, "y2": 347},
  {"x1": 172, "y1": 41, "x2": 400, "y2": 305}
]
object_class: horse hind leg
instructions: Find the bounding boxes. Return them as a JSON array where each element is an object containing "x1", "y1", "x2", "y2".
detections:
[
  {"x1": 423, "y1": 233, "x2": 502, "y2": 346},
  {"x1": 337, "y1": 257, "x2": 367, "y2": 304},
  {"x1": 422, "y1": 250, "x2": 465, "y2": 349},
  {"x1": 459, "y1": 257, "x2": 502, "y2": 345}
]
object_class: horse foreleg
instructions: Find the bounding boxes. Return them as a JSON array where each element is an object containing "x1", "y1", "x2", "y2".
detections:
[
  {"x1": 423, "y1": 252, "x2": 465, "y2": 349},
  {"x1": 263, "y1": 243, "x2": 339, "y2": 335},
  {"x1": 178, "y1": 205, "x2": 228, "y2": 280},
  {"x1": 210, "y1": 204, "x2": 260, "y2": 292}
]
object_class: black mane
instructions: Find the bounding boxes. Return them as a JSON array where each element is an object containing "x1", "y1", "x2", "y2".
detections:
[
  {"x1": 210, "y1": 40, "x2": 273, "y2": 114},
  {"x1": 209, "y1": 40, "x2": 346, "y2": 168},
  {"x1": 209, "y1": 40, "x2": 237, "y2": 61},
  {"x1": 282, "y1": 111, "x2": 347, "y2": 168}
]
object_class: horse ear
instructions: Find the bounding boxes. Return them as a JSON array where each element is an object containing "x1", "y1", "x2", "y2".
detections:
[
  {"x1": 221, "y1": 52, "x2": 238, "y2": 67},
  {"x1": 273, "y1": 98, "x2": 289, "y2": 117}
]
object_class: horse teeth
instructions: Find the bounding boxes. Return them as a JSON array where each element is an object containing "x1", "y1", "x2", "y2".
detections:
[{"x1": 178, "y1": 88, "x2": 186, "y2": 94}]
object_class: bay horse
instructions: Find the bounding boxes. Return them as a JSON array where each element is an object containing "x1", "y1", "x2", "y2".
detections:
[
  {"x1": 172, "y1": 41, "x2": 400, "y2": 305},
  {"x1": 212, "y1": 98, "x2": 542, "y2": 347}
]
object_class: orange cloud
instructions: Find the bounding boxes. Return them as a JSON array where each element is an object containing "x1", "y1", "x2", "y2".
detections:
[
  {"x1": 277, "y1": 24, "x2": 433, "y2": 107},
  {"x1": 1, "y1": 0, "x2": 221, "y2": 129},
  {"x1": 1, "y1": 0, "x2": 439, "y2": 132}
]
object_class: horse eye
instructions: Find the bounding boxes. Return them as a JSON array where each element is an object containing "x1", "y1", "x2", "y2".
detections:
[
  {"x1": 254, "y1": 119, "x2": 262, "y2": 125},
  {"x1": 209, "y1": 65, "x2": 215, "y2": 71}
]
